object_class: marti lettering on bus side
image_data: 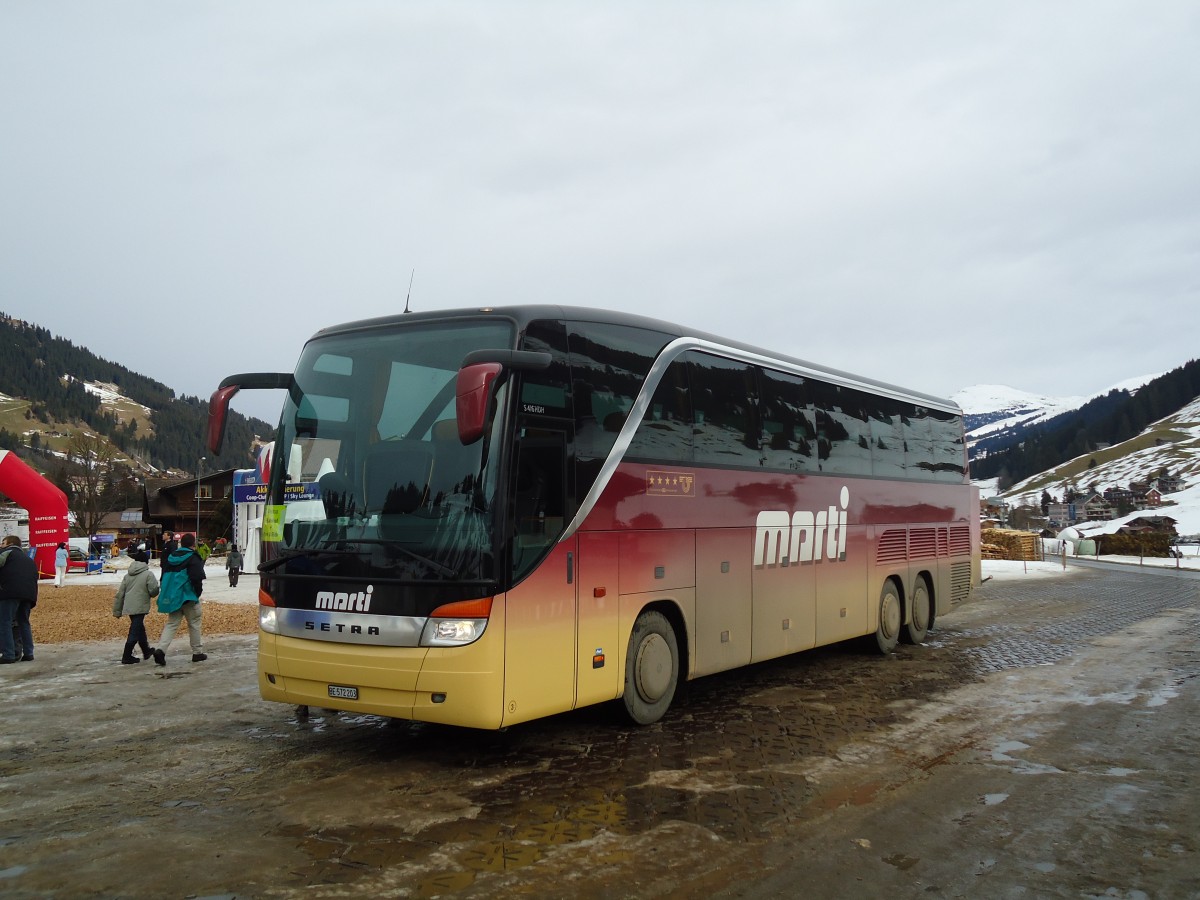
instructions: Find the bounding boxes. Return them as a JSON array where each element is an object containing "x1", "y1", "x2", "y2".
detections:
[{"x1": 754, "y1": 486, "x2": 849, "y2": 567}]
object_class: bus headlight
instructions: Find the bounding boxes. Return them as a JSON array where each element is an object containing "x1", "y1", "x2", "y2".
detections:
[
  {"x1": 421, "y1": 618, "x2": 488, "y2": 647},
  {"x1": 259, "y1": 606, "x2": 279, "y2": 634},
  {"x1": 420, "y1": 597, "x2": 493, "y2": 647}
]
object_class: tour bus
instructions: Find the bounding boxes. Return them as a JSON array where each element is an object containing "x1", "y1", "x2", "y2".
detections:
[{"x1": 207, "y1": 306, "x2": 980, "y2": 729}]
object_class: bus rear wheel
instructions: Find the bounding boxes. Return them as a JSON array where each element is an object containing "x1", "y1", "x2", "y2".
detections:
[
  {"x1": 874, "y1": 579, "x2": 901, "y2": 654},
  {"x1": 623, "y1": 610, "x2": 679, "y2": 725},
  {"x1": 902, "y1": 577, "x2": 931, "y2": 644}
]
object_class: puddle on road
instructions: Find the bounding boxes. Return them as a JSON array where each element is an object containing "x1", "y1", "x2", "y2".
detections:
[
  {"x1": 262, "y1": 640, "x2": 979, "y2": 895},
  {"x1": 259, "y1": 571, "x2": 1199, "y2": 896},
  {"x1": 883, "y1": 853, "x2": 920, "y2": 871}
]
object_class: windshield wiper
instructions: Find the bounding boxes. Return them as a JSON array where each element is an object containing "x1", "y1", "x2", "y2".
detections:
[
  {"x1": 347, "y1": 538, "x2": 458, "y2": 578},
  {"x1": 258, "y1": 541, "x2": 458, "y2": 579},
  {"x1": 257, "y1": 546, "x2": 362, "y2": 572}
]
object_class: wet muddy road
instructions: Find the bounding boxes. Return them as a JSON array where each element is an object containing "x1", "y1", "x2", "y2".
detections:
[{"x1": 2, "y1": 563, "x2": 1198, "y2": 898}]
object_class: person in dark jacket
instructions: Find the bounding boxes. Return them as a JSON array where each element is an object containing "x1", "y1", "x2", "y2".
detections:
[
  {"x1": 226, "y1": 544, "x2": 243, "y2": 587},
  {"x1": 0, "y1": 534, "x2": 38, "y2": 663},
  {"x1": 153, "y1": 533, "x2": 206, "y2": 665},
  {"x1": 160, "y1": 532, "x2": 177, "y2": 568}
]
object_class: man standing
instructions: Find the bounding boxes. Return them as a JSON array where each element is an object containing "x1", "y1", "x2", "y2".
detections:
[
  {"x1": 154, "y1": 532, "x2": 206, "y2": 665},
  {"x1": 0, "y1": 534, "x2": 38, "y2": 663},
  {"x1": 226, "y1": 543, "x2": 243, "y2": 587}
]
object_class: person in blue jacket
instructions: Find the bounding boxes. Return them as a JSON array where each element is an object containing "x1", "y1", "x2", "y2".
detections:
[{"x1": 153, "y1": 533, "x2": 207, "y2": 665}]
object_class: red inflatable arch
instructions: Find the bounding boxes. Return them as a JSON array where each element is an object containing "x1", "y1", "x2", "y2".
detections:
[{"x1": 0, "y1": 449, "x2": 70, "y2": 579}]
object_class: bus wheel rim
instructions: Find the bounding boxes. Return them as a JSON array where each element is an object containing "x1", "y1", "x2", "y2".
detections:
[
  {"x1": 913, "y1": 586, "x2": 930, "y2": 631},
  {"x1": 636, "y1": 633, "x2": 672, "y2": 701},
  {"x1": 881, "y1": 591, "x2": 901, "y2": 640}
]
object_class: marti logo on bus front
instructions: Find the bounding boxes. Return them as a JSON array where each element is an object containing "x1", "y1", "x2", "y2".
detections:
[
  {"x1": 754, "y1": 486, "x2": 849, "y2": 567},
  {"x1": 315, "y1": 586, "x2": 375, "y2": 612}
]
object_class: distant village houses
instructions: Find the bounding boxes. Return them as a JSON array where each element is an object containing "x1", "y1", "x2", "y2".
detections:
[{"x1": 1036, "y1": 474, "x2": 1186, "y2": 530}]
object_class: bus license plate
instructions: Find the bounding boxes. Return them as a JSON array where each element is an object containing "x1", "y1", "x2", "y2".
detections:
[{"x1": 328, "y1": 685, "x2": 358, "y2": 701}]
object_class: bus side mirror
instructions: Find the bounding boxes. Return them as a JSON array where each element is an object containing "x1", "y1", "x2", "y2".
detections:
[
  {"x1": 207, "y1": 385, "x2": 240, "y2": 454},
  {"x1": 454, "y1": 350, "x2": 551, "y2": 445},
  {"x1": 207, "y1": 372, "x2": 293, "y2": 454},
  {"x1": 456, "y1": 363, "x2": 503, "y2": 445}
]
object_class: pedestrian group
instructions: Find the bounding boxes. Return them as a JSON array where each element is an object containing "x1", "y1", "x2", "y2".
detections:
[{"x1": 2, "y1": 532, "x2": 230, "y2": 670}]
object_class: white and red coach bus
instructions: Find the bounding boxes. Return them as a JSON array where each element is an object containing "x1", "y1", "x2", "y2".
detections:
[{"x1": 207, "y1": 306, "x2": 980, "y2": 729}]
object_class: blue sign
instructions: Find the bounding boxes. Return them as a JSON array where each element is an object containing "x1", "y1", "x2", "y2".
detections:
[
  {"x1": 233, "y1": 482, "x2": 320, "y2": 504},
  {"x1": 233, "y1": 483, "x2": 269, "y2": 504},
  {"x1": 283, "y1": 482, "x2": 321, "y2": 502}
]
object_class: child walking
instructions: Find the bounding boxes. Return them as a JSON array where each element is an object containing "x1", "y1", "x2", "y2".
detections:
[{"x1": 112, "y1": 547, "x2": 159, "y2": 664}]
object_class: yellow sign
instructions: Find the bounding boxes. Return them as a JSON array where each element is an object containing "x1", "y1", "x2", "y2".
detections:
[{"x1": 262, "y1": 505, "x2": 285, "y2": 542}]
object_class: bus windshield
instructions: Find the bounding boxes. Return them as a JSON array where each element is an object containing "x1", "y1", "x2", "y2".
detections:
[{"x1": 265, "y1": 318, "x2": 515, "y2": 587}]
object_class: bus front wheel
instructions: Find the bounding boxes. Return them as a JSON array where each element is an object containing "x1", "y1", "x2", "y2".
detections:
[
  {"x1": 902, "y1": 577, "x2": 931, "y2": 644},
  {"x1": 874, "y1": 579, "x2": 901, "y2": 654},
  {"x1": 623, "y1": 610, "x2": 679, "y2": 725}
]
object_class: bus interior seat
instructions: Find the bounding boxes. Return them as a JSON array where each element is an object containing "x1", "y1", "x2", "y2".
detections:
[
  {"x1": 428, "y1": 419, "x2": 476, "y2": 502},
  {"x1": 363, "y1": 442, "x2": 433, "y2": 515},
  {"x1": 318, "y1": 471, "x2": 358, "y2": 519}
]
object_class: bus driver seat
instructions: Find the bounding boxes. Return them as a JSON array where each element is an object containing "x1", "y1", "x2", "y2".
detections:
[{"x1": 362, "y1": 442, "x2": 433, "y2": 517}]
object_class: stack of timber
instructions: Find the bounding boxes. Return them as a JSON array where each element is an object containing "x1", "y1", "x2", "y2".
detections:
[{"x1": 981, "y1": 528, "x2": 1042, "y2": 561}]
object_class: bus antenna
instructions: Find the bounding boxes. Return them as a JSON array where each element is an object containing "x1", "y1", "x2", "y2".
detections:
[{"x1": 404, "y1": 269, "x2": 415, "y2": 314}]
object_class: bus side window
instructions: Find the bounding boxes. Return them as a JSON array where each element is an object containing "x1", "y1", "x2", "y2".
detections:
[
  {"x1": 688, "y1": 352, "x2": 759, "y2": 468},
  {"x1": 758, "y1": 367, "x2": 816, "y2": 473},
  {"x1": 870, "y1": 396, "x2": 906, "y2": 478},
  {"x1": 811, "y1": 380, "x2": 872, "y2": 476},
  {"x1": 519, "y1": 320, "x2": 572, "y2": 418},
  {"x1": 567, "y1": 323, "x2": 670, "y2": 462},
  {"x1": 929, "y1": 408, "x2": 967, "y2": 482},
  {"x1": 904, "y1": 406, "x2": 936, "y2": 477},
  {"x1": 511, "y1": 428, "x2": 567, "y2": 581},
  {"x1": 627, "y1": 358, "x2": 692, "y2": 463}
]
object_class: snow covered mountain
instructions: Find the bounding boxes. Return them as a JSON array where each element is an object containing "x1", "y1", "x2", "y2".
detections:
[{"x1": 953, "y1": 375, "x2": 1160, "y2": 445}]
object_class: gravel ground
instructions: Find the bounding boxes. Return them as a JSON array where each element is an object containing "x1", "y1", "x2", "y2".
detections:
[{"x1": 27, "y1": 561, "x2": 259, "y2": 645}]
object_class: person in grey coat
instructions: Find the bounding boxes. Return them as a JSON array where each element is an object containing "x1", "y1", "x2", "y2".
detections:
[{"x1": 112, "y1": 548, "x2": 159, "y2": 664}]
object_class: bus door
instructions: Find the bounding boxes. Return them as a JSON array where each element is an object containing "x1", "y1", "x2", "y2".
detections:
[
  {"x1": 502, "y1": 425, "x2": 577, "y2": 726},
  {"x1": 575, "y1": 531, "x2": 620, "y2": 708}
]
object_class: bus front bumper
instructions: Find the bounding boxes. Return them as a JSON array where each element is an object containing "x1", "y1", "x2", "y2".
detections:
[{"x1": 258, "y1": 620, "x2": 506, "y2": 730}]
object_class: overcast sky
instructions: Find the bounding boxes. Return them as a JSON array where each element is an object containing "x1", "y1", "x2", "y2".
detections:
[{"x1": 2, "y1": 2, "x2": 1197, "y2": 426}]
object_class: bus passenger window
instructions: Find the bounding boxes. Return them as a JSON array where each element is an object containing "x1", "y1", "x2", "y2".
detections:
[
  {"x1": 568, "y1": 323, "x2": 670, "y2": 461},
  {"x1": 688, "y1": 352, "x2": 759, "y2": 467},
  {"x1": 759, "y1": 368, "x2": 816, "y2": 473},
  {"x1": 627, "y1": 358, "x2": 692, "y2": 463}
]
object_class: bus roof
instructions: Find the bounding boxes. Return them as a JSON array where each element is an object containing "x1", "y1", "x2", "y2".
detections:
[{"x1": 310, "y1": 304, "x2": 961, "y2": 414}]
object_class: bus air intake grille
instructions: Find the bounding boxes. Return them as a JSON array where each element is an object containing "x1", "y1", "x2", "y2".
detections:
[
  {"x1": 948, "y1": 525, "x2": 971, "y2": 556},
  {"x1": 950, "y1": 561, "x2": 972, "y2": 603},
  {"x1": 937, "y1": 527, "x2": 949, "y2": 557},
  {"x1": 908, "y1": 528, "x2": 937, "y2": 560},
  {"x1": 877, "y1": 530, "x2": 908, "y2": 565}
]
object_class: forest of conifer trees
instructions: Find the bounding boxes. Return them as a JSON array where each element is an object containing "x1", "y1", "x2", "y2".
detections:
[
  {"x1": 0, "y1": 313, "x2": 272, "y2": 473},
  {"x1": 971, "y1": 358, "x2": 1200, "y2": 484}
]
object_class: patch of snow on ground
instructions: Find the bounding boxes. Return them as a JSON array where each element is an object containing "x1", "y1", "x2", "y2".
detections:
[{"x1": 70, "y1": 377, "x2": 153, "y2": 415}]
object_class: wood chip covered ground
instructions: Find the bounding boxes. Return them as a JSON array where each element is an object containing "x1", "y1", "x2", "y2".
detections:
[{"x1": 26, "y1": 583, "x2": 257, "y2": 645}]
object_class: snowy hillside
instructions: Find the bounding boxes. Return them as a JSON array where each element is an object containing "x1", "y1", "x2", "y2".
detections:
[{"x1": 995, "y1": 396, "x2": 1200, "y2": 538}]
